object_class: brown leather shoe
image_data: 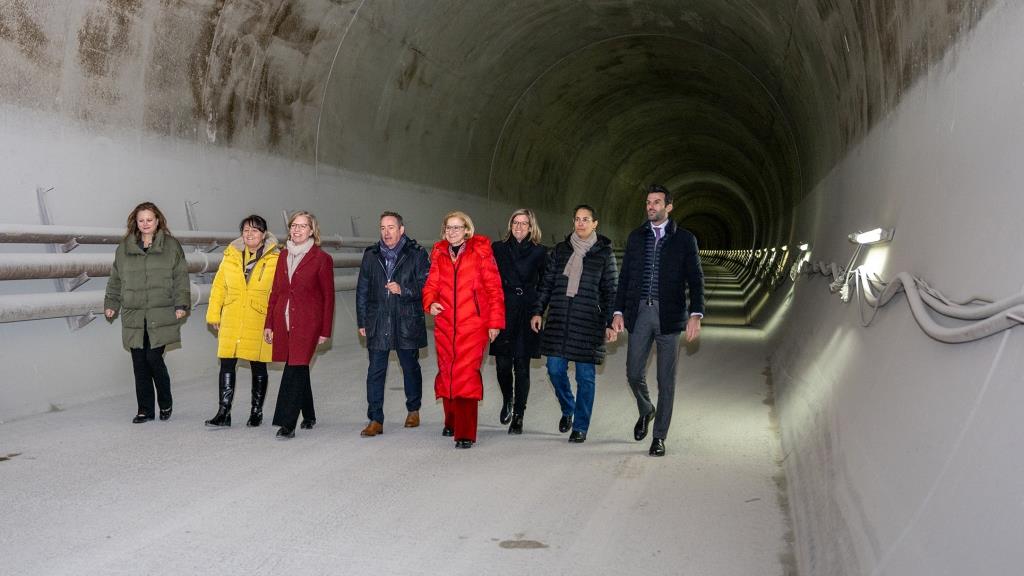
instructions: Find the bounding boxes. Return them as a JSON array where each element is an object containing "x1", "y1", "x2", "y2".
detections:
[
  {"x1": 360, "y1": 421, "x2": 383, "y2": 437},
  {"x1": 404, "y1": 411, "x2": 420, "y2": 428}
]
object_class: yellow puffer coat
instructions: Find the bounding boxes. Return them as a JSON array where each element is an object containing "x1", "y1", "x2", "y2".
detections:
[{"x1": 206, "y1": 235, "x2": 280, "y2": 361}]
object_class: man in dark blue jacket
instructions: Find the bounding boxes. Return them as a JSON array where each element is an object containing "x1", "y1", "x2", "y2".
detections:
[
  {"x1": 356, "y1": 211, "x2": 430, "y2": 437},
  {"x1": 612, "y1": 185, "x2": 705, "y2": 456}
]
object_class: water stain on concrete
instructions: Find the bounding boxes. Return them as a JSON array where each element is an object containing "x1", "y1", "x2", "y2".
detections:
[{"x1": 0, "y1": 0, "x2": 48, "y2": 62}]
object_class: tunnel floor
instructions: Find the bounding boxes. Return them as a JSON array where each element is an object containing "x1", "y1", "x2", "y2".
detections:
[{"x1": 1, "y1": 326, "x2": 791, "y2": 575}]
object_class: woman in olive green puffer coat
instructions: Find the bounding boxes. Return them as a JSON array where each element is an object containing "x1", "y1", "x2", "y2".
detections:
[{"x1": 104, "y1": 202, "x2": 191, "y2": 424}]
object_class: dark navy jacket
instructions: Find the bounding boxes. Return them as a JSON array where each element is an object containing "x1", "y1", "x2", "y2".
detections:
[
  {"x1": 614, "y1": 220, "x2": 705, "y2": 334},
  {"x1": 356, "y1": 237, "x2": 430, "y2": 350}
]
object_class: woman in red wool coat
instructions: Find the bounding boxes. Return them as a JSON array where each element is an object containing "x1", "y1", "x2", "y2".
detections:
[
  {"x1": 264, "y1": 211, "x2": 335, "y2": 440},
  {"x1": 422, "y1": 210, "x2": 505, "y2": 449}
]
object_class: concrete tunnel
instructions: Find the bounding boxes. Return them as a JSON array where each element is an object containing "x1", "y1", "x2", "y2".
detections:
[{"x1": 2, "y1": 1, "x2": 1024, "y2": 574}]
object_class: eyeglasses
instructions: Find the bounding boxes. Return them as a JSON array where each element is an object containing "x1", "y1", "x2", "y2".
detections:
[
  {"x1": 290, "y1": 223, "x2": 311, "y2": 229},
  {"x1": 511, "y1": 220, "x2": 531, "y2": 228},
  {"x1": 445, "y1": 225, "x2": 466, "y2": 232},
  {"x1": 574, "y1": 217, "x2": 594, "y2": 223}
]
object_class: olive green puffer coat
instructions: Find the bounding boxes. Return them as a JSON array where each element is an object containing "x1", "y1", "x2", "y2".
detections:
[{"x1": 104, "y1": 231, "x2": 191, "y2": 350}]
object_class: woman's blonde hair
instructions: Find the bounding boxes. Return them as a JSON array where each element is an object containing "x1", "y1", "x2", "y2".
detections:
[
  {"x1": 440, "y1": 211, "x2": 475, "y2": 240},
  {"x1": 504, "y1": 208, "x2": 542, "y2": 244},
  {"x1": 288, "y1": 210, "x2": 322, "y2": 246}
]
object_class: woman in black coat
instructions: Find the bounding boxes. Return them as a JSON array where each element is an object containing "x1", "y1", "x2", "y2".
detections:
[
  {"x1": 489, "y1": 209, "x2": 547, "y2": 434},
  {"x1": 530, "y1": 204, "x2": 618, "y2": 443}
]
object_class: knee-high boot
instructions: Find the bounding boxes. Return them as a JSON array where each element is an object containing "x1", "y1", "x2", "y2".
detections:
[
  {"x1": 247, "y1": 370, "x2": 268, "y2": 427},
  {"x1": 205, "y1": 371, "x2": 235, "y2": 427}
]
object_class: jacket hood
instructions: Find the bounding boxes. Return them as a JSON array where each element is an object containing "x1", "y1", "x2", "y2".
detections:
[
  {"x1": 228, "y1": 232, "x2": 280, "y2": 254},
  {"x1": 434, "y1": 234, "x2": 491, "y2": 253}
]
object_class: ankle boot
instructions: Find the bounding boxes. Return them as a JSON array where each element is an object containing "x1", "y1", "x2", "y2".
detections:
[
  {"x1": 247, "y1": 371, "x2": 268, "y2": 427},
  {"x1": 508, "y1": 413, "x2": 524, "y2": 435},
  {"x1": 205, "y1": 371, "x2": 235, "y2": 427}
]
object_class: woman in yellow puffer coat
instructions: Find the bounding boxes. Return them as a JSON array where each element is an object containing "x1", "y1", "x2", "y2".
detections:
[{"x1": 204, "y1": 215, "x2": 279, "y2": 427}]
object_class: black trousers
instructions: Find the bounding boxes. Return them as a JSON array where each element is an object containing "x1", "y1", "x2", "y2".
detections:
[
  {"x1": 272, "y1": 364, "x2": 315, "y2": 428},
  {"x1": 130, "y1": 329, "x2": 172, "y2": 417},
  {"x1": 219, "y1": 357, "x2": 268, "y2": 383},
  {"x1": 495, "y1": 355, "x2": 531, "y2": 415}
]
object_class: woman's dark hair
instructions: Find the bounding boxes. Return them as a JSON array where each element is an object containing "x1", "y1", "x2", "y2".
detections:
[
  {"x1": 239, "y1": 214, "x2": 268, "y2": 233},
  {"x1": 574, "y1": 204, "x2": 598, "y2": 221},
  {"x1": 125, "y1": 202, "x2": 172, "y2": 239}
]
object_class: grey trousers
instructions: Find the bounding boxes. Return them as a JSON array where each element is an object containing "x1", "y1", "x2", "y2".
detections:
[{"x1": 625, "y1": 301, "x2": 680, "y2": 440}]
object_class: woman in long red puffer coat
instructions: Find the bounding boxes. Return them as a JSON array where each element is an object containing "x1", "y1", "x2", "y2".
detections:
[{"x1": 422, "y1": 211, "x2": 505, "y2": 448}]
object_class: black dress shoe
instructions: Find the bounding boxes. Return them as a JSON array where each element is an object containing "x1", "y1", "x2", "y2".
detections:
[
  {"x1": 558, "y1": 414, "x2": 573, "y2": 433},
  {"x1": 132, "y1": 414, "x2": 153, "y2": 424},
  {"x1": 634, "y1": 409, "x2": 655, "y2": 441},
  {"x1": 276, "y1": 426, "x2": 295, "y2": 439},
  {"x1": 300, "y1": 418, "x2": 316, "y2": 430},
  {"x1": 649, "y1": 437, "x2": 666, "y2": 457},
  {"x1": 508, "y1": 413, "x2": 523, "y2": 435},
  {"x1": 455, "y1": 439, "x2": 474, "y2": 449},
  {"x1": 499, "y1": 399, "x2": 513, "y2": 425},
  {"x1": 158, "y1": 407, "x2": 172, "y2": 421},
  {"x1": 568, "y1": 430, "x2": 586, "y2": 443},
  {"x1": 442, "y1": 426, "x2": 454, "y2": 437}
]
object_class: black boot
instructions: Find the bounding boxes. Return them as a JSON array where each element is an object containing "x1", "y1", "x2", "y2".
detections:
[
  {"x1": 205, "y1": 371, "x2": 235, "y2": 427},
  {"x1": 508, "y1": 413, "x2": 524, "y2": 435},
  {"x1": 247, "y1": 370, "x2": 268, "y2": 427}
]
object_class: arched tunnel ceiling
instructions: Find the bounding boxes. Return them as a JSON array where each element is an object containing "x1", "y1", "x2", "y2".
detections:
[{"x1": 0, "y1": 0, "x2": 992, "y2": 247}]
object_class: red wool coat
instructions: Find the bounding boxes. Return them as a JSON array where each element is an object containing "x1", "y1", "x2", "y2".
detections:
[
  {"x1": 422, "y1": 235, "x2": 505, "y2": 400},
  {"x1": 265, "y1": 244, "x2": 335, "y2": 365}
]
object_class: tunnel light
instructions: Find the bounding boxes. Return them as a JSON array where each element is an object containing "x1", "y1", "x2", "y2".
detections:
[
  {"x1": 848, "y1": 228, "x2": 894, "y2": 245},
  {"x1": 798, "y1": 243, "x2": 809, "y2": 251},
  {"x1": 781, "y1": 245, "x2": 788, "y2": 251}
]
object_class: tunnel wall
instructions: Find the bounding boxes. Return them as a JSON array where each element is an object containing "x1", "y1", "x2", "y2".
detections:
[
  {"x1": 0, "y1": 105, "x2": 566, "y2": 423},
  {"x1": 771, "y1": 2, "x2": 1024, "y2": 574}
]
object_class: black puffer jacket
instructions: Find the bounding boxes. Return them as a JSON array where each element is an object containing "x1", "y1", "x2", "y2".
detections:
[
  {"x1": 532, "y1": 234, "x2": 618, "y2": 364},
  {"x1": 356, "y1": 237, "x2": 430, "y2": 350},
  {"x1": 489, "y1": 238, "x2": 547, "y2": 359}
]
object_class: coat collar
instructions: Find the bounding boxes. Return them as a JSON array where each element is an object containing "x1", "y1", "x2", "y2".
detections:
[
  {"x1": 126, "y1": 230, "x2": 167, "y2": 255},
  {"x1": 229, "y1": 232, "x2": 279, "y2": 255}
]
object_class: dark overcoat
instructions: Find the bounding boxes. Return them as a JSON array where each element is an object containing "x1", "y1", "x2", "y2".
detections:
[
  {"x1": 614, "y1": 220, "x2": 705, "y2": 333},
  {"x1": 488, "y1": 238, "x2": 547, "y2": 359},
  {"x1": 355, "y1": 237, "x2": 430, "y2": 350},
  {"x1": 532, "y1": 234, "x2": 617, "y2": 365}
]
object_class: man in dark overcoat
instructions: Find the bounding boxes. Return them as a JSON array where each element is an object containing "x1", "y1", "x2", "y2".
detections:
[
  {"x1": 612, "y1": 184, "x2": 705, "y2": 456},
  {"x1": 356, "y1": 211, "x2": 430, "y2": 436}
]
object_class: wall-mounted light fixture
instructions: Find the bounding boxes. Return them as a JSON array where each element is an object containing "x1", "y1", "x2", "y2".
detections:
[
  {"x1": 848, "y1": 228, "x2": 894, "y2": 245},
  {"x1": 798, "y1": 243, "x2": 810, "y2": 251}
]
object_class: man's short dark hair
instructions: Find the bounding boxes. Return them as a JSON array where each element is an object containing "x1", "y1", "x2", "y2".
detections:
[
  {"x1": 574, "y1": 204, "x2": 598, "y2": 221},
  {"x1": 380, "y1": 211, "x2": 404, "y2": 227},
  {"x1": 647, "y1": 184, "x2": 673, "y2": 205}
]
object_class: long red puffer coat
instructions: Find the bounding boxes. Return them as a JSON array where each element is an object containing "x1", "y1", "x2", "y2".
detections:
[{"x1": 422, "y1": 234, "x2": 505, "y2": 401}]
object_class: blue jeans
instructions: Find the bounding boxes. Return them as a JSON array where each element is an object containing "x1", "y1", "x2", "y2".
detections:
[
  {"x1": 546, "y1": 356, "x2": 596, "y2": 434},
  {"x1": 366, "y1": 348, "x2": 423, "y2": 423}
]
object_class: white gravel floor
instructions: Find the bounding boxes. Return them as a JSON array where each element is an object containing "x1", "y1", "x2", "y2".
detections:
[{"x1": 0, "y1": 326, "x2": 792, "y2": 576}]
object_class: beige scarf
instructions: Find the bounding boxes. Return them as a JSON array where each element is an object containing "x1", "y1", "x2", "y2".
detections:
[
  {"x1": 563, "y1": 232, "x2": 597, "y2": 297},
  {"x1": 285, "y1": 238, "x2": 314, "y2": 281}
]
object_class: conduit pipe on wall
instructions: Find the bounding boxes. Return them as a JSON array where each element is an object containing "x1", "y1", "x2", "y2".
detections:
[
  {"x1": 0, "y1": 252, "x2": 364, "y2": 280},
  {"x1": 0, "y1": 276, "x2": 357, "y2": 324},
  {"x1": 0, "y1": 224, "x2": 377, "y2": 249},
  {"x1": 855, "y1": 271, "x2": 1024, "y2": 343}
]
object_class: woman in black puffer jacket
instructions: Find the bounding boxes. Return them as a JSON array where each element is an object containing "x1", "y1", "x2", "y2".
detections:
[{"x1": 530, "y1": 204, "x2": 618, "y2": 444}]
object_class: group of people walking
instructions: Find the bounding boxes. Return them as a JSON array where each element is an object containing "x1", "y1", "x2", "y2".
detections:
[{"x1": 103, "y1": 184, "x2": 705, "y2": 456}]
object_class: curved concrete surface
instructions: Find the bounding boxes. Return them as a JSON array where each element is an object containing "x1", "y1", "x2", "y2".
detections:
[{"x1": 2, "y1": 1, "x2": 1022, "y2": 575}]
